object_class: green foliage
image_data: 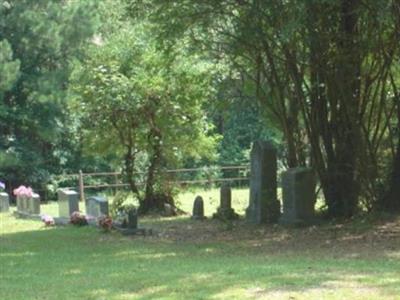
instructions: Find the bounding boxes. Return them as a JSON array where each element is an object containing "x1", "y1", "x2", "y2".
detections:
[
  {"x1": 109, "y1": 191, "x2": 131, "y2": 217},
  {"x1": 0, "y1": 40, "x2": 19, "y2": 93},
  {"x1": 130, "y1": 0, "x2": 400, "y2": 217},
  {"x1": 70, "y1": 11, "x2": 219, "y2": 210},
  {"x1": 0, "y1": 0, "x2": 100, "y2": 194}
]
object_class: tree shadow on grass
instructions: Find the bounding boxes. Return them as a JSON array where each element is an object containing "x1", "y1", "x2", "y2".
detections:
[{"x1": 1, "y1": 223, "x2": 399, "y2": 300}]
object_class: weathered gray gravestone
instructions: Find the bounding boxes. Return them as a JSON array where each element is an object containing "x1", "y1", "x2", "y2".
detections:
[
  {"x1": 58, "y1": 189, "x2": 79, "y2": 218},
  {"x1": 27, "y1": 193, "x2": 41, "y2": 215},
  {"x1": 17, "y1": 195, "x2": 36, "y2": 214},
  {"x1": 213, "y1": 185, "x2": 238, "y2": 220},
  {"x1": 86, "y1": 196, "x2": 109, "y2": 217},
  {"x1": 0, "y1": 192, "x2": 10, "y2": 213},
  {"x1": 246, "y1": 140, "x2": 281, "y2": 224},
  {"x1": 280, "y1": 167, "x2": 316, "y2": 225},
  {"x1": 16, "y1": 195, "x2": 26, "y2": 213},
  {"x1": 192, "y1": 196, "x2": 205, "y2": 220}
]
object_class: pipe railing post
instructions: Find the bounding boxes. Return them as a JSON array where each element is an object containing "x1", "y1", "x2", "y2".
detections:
[{"x1": 79, "y1": 170, "x2": 85, "y2": 202}]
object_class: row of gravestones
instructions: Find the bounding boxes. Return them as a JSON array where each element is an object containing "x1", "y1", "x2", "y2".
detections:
[
  {"x1": 2, "y1": 140, "x2": 315, "y2": 225},
  {"x1": 192, "y1": 141, "x2": 316, "y2": 225},
  {"x1": 0, "y1": 189, "x2": 109, "y2": 220},
  {"x1": 192, "y1": 185, "x2": 239, "y2": 220},
  {"x1": 1, "y1": 189, "x2": 144, "y2": 234},
  {"x1": 0, "y1": 192, "x2": 41, "y2": 214}
]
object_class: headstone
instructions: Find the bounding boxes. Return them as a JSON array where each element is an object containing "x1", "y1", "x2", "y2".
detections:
[
  {"x1": 280, "y1": 167, "x2": 316, "y2": 225},
  {"x1": 213, "y1": 185, "x2": 238, "y2": 220},
  {"x1": 127, "y1": 208, "x2": 138, "y2": 229},
  {"x1": 192, "y1": 196, "x2": 205, "y2": 220},
  {"x1": 28, "y1": 193, "x2": 41, "y2": 215},
  {"x1": 58, "y1": 189, "x2": 79, "y2": 218},
  {"x1": 86, "y1": 196, "x2": 109, "y2": 217},
  {"x1": 0, "y1": 192, "x2": 10, "y2": 213},
  {"x1": 246, "y1": 140, "x2": 281, "y2": 224},
  {"x1": 163, "y1": 203, "x2": 175, "y2": 217},
  {"x1": 16, "y1": 195, "x2": 22, "y2": 212},
  {"x1": 17, "y1": 196, "x2": 29, "y2": 213}
]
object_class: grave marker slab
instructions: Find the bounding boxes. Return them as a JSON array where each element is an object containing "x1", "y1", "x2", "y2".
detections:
[
  {"x1": 86, "y1": 196, "x2": 109, "y2": 217},
  {"x1": 280, "y1": 167, "x2": 316, "y2": 225},
  {"x1": 28, "y1": 193, "x2": 41, "y2": 215},
  {"x1": 58, "y1": 189, "x2": 79, "y2": 218},
  {"x1": 192, "y1": 196, "x2": 205, "y2": 220},
  {"x1": 127, "y1": 208, "x2": 138, "y2": 229},
  {"x1": 0, "y1": 192, "x2": 10, "y2": 213},
  {"x1": 17, "y1": 196, "x2": 29, "y2": 213},
  {"x1": 213, "y1": 185, "x2": 238, "y2": 220},
  {"x1": 246, "y1": 141, "x2": 280, "y2": 224}
]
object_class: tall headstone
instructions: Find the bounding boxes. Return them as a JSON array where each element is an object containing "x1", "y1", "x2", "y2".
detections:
[
  {"x1": 127, "y1": 208, "x2": 138, "y2": 229},
  {"x1": 28, "y1": 193, "x2": 41, "y2": 215},
  {"x1": 86, "y1": 196, "x2": 109, "y2": 217},
  {"x1": 17, "y1": 196, "x2": 30, "y2": 213},
  {"x1": 192, "y1": 196, "x2": 205, "y2": 220},
  {"x1": 280, "y1": 167, "x2": 316, "y2": 225},
  {"x1": 246, "y1": 141, "x2": 280, "y2": 224},
  {"x1": 213, "y1": 185, "x2": 238, "y2": 220},
  {"x1": 0, "y1": 192, "x2": 10, "y2": 213},
  {"x1": 58, "y1": 190, "x2": 79, "y2": 218}
]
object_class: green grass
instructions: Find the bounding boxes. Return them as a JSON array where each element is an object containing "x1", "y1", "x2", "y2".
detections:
[{"x1": 0, "y1": 189, "x2": 399, "y2": 300}]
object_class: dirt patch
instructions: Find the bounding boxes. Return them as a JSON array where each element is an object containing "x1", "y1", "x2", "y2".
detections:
[{"x1": 139, "y1": 214, "x2": 400, "y2": 257}]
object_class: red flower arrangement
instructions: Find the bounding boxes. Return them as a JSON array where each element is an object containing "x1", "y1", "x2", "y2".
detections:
[
  {"x1": 70, "y1": 211, "x2": 88, "y2": 226},
  {"x1": 98, "y1": 215, "x2": 113, "y2": 232}
]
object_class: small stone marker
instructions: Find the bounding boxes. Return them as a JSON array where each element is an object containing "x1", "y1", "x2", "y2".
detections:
[
  {"x1": 86, "y1": 196, "x2": 109, "y2": 217},
  {"x1": 246, "y1": 140, "x2": 281, "y2": 224},
  {"x1": 0, "y1": 192, "x2": 10, "y2": 213},
  {"x1": 58, "y1": 189, "x2": 79, "y2": 218},
  {"x1": 192, "y1": 196, "x2": 205, "y2": 220},
  {"x1": 213, "y1": 185, "x2": 238, "y2": 220},
  {"x1": 280, "y1": 167, "x2": 316, "y2": 225},
  {"x1": 114, "y1": 207, "x2": 150, "y2": 236}
]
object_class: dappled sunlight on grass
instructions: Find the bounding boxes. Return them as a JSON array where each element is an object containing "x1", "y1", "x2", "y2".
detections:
[
  {"x1": 1, "y1": 208, "x2": 400, "y2": 299},
  {"x1": 0, "y1": 251, "x2": 37, "y2": 258},
  {"x1": 114, "y1": 250, "x2": 178, "y2": 260}
]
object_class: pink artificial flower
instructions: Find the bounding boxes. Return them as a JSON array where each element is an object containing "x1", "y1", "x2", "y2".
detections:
[
  {"x1": 13, "y1": 185, "x2": 33, "y2": 197},
  {"x1": 85, "y1": 215, "x2": 96, "y2": 222},
  {"x1": 41, "y1": 215, "x2": 55, "y2": 226}
]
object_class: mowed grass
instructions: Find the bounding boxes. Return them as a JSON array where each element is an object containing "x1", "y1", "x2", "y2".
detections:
[{"x1": 0, "y1": 188, "x2": 399, "y2": 300}]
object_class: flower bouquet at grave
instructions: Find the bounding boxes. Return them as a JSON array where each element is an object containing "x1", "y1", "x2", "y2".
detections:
[
  {"x1": 13, "y1": 185, "x2": 33, "y2": 197},
  {"x1": 70, "y1": 211, "x2": 88, "y2": 226},
  {"x1": 41, "y1": 215, "x2": 55, "y2": 227},
  {"x1": 98, "y1": 215, "x2": 113, "y2": 232}
]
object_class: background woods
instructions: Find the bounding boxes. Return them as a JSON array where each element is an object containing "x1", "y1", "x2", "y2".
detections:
[{"x1": 0, "y1": 0, "x2": 399, "y2": 217}]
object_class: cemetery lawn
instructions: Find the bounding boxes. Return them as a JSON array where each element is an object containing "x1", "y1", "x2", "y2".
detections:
[{"x1": 0, "y1": 195, "x2": 399, "y2": 300}]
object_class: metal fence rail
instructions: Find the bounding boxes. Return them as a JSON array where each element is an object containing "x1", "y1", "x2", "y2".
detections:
[{"x1": 59, "y1": 164, "x2": 250, "y2": 201}]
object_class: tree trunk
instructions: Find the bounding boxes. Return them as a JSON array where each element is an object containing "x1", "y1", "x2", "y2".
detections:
[
  {"x1": 124, "y1": 146, "x2": 140, "y2": 199},
  {"x1": 381, "y1": 94, "x2": 400, "y2": 212},
  {"x1": 140, "y1": 101, "x2": 174, "y2": 214},
  {"x1": 307, "y1": 0, "x2": 362, "y2": 218}
]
